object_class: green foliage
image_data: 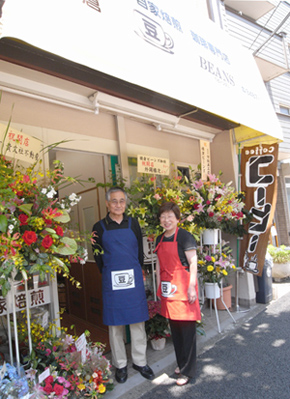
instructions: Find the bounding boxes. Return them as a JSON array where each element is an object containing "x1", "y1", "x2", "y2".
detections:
[{"x1": 268, "y1": 245, "x2": 290, "y2": 264}]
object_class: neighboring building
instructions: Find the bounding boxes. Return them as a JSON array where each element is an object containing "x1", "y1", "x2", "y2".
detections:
[
  {"x1": 220, "y1": 0, "x2": 290, "y2": 246},
  {"x1": 0, "y1": 0, "x2": 284, "y2": 319}
]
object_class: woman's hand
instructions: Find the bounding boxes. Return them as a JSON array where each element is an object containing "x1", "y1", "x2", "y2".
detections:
[{"x1": 187, "y1": 285, "x2": 197, "y2": 304}]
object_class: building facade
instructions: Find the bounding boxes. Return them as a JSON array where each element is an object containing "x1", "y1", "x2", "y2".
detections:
[{"x1": 0, "y1": 0, "x2": 284, "y2": 319}]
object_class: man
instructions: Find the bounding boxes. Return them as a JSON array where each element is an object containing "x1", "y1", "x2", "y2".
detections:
[{"x1": 92, "y1": 186, "x2": 154, "y2": 384}]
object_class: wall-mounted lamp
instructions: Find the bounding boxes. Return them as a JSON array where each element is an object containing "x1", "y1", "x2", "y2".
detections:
[
  {"x1": 154, "y1": 123, "x2": 162, "y2": 131},
  {"x1": 94, "y1": 104, "x2": 100, "y2": 115}
]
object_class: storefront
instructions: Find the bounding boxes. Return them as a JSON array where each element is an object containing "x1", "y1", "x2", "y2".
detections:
[{"x1": 0, "y1": 0, "x2": 284, "y2": 323}]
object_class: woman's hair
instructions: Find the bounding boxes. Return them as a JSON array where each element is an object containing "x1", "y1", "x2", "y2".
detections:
[
  {"x1": 105, "y1": 186, "x2": 128, "y2": 201},
  {"x1": 158, "y1": 202, "x2": 180, "y2": 219}
]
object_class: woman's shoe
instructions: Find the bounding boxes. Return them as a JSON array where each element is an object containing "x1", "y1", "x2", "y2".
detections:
[
  {"x1": 176, "y1": 375, "x2": 189, "y2": 386},
  {"x1": 175, "y1": 367, "x2": 180, "y2": 375}
]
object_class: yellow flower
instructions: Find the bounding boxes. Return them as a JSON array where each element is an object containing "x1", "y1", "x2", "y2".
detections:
[
  {"x1": 222, "y1": 270, "x2": 228, "y2": 276},
  {"x1": 98, "y1": 384, "x2": 106, "y2": 394},
  {"x1": 77, "y1": 383, "x2": 86, "y2": 391},
  {"x1": 198, "y1": 260, "x2": 205, "y2": 265},
  {"x1": 211, "y1": 256, "x2": 215, "y2": 262},
  {"x1": 207, "y1": 265, "x2": 214, "y2": 272}
]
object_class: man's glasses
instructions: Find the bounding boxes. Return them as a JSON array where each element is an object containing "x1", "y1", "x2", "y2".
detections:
[{"x1": 109, "y1": 199, "x2": 126, "y2": 206}]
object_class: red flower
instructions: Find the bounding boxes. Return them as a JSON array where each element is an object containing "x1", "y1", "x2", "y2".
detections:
[
  {"x1": 55, "y1": 226, "x2": 64, "y2": 237},
  {"x1": 45, "y1": 376, "x2": 54, "y2": 384},
  {"x1": 208, "y1": 211, "x2": 215, "y2": 217},
  {"x1": 53, "y1": 383, "x2": 64, "y2": 395},
  {"x1": 44, "y1": 383, "x2": 53, "y2": 393},
  {"x1": 22, "y1": 230, "x2": 37, "y2": 246},
  {"x1": 42, "y1": 235, "x2": 53, "y2": 249},
  {"x1": 18, "y1": 213, "x2": 29, "y2": 226}
]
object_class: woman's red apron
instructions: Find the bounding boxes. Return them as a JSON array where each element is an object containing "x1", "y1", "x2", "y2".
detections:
[{"x1": 155, "y1": 228, "x2": 201, "y2": 321}]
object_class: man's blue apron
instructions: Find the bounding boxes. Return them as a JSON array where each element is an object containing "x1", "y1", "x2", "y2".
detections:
[{"x1": 100, "y1": 218, "x2": 149, "y2": 326}]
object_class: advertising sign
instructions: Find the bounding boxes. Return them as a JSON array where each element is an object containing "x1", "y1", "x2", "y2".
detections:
[
  {"x1": 137, "y1": 154, "x2": 170, "y2": 175},
  {"x1": 0, "y1": 123, "x2": 42, "y2": 164},
  {"x1": 0, "y1": 0, "x2": 283, "y2": 141},
  {"x1": 200, "y1": 140, "x2": 211, "y2": 180},
  {"x1": 239, "y1": 143, "x2": 278, "y2": 276}
]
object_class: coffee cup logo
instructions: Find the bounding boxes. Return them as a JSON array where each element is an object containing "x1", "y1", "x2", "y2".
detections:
[
  {"x1": 134, "y1": 10, "x2": 174, "y2": 54},
  {"x1": 114, "y1": 273, "x2": 134, "y2": 286},
  {"x1": 161, "y1": 281, "x2": 177, "y2": 297}
]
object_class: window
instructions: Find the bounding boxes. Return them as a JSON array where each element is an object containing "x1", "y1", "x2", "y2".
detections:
[{"x1": 279, "y1": 105, "x2": 290, "y2": 115}]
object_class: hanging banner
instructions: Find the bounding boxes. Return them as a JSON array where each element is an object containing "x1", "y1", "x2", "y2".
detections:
[
  {"x1": 200, "y1": 140, "x2": 211, "y2": 180},
  {"x1": 239, "y1": 143, "x2": 278, "y2": 276},
  {"x1": 137, "y1": 154, "x2": 170, "y2": 175}
]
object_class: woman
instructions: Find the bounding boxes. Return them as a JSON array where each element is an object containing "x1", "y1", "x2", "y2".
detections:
[{"x1": 154, "y1": 202, "x2": 201, "y2": 386}]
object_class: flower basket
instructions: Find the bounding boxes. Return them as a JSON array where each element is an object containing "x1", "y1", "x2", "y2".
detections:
[
  {"x1": 202, "y1": 229, "x2": 220, "y2": 245},
  {"x1": 204, "y1": 282, "x2": 220, "y2": 299}
]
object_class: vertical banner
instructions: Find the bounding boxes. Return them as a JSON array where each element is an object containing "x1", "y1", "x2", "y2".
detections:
[
  {"x1": 239, "y1": 143, "x2": 278, "y2": 276},
  {"x1": 200, "y1": 140, "x2": 211, "y2": 180}
]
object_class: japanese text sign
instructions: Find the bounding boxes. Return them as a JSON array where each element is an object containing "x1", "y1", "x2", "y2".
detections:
[
  {"x1": 200, "y1": 140, "x2": 211, "y2": 180},
  {"x1": 137, "y1": 154, "x2": 169, "y2": 175},
  {"x1": 0, "y1": 123, "x2": 42, "y2": 165},
  {"x1": 239, "y1": 143, "x2": 278, "y2": 276}
]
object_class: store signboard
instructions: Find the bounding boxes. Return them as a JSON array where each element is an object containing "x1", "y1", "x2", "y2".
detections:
[
  {"x1": 239, "y1": 143, "x2": 278, "y2": 276},
  {"x1": 0, "y1": 0, "x2": 283, "y2": 142},
  {"x1": 137, "y1": 154, "x2": 170, "y2": 175},
  {"x1": 0, "y1": 123, "x2": 42, "y2": 164},
  {"x1": 0, "y1": 285, "x2": 51, "y2": 316}
]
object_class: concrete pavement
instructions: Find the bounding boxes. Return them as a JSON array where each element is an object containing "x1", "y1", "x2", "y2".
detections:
[{"x1": 105, "y1": 280, "x2": 290, "y2": 399}]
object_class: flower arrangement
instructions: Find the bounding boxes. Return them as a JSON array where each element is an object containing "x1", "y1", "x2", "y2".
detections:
[
  {"x1": 13, "y1": 315, "x2": 114, "y2": 398},
  {"x1": 145, "y1": 300, "x2": 171, "y2": 340},
  {"x1": 127, "y1": 172, "x2": 200, "y2": 241},
  {"x1": 0, "y1": 363, "x2": 30, "y2": 398},
  {"x1": 126, "y1": 168, "x2": 250, "y2": 242},
  {"x1": 197, "y1": 242, "x2": 236, "y2": 285},
  {"x1": 0, "y1": 153, "x2": 89, "y2": 297},
  {"x1": 184, "y1": 173, "x2": 249, "y2": 236}
]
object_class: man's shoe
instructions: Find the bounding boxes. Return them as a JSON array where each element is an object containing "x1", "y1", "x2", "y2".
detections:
[
  {"x1": 115, "y1": 366, "x2": 128, "y2": 383},
  {"x1": 132, "y1": 364, "x2": 154, "y2": 380}
]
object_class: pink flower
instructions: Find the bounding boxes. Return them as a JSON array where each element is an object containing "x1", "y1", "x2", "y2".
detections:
[{"x1": 153, "y1": 193, "x2": 161, "y2": 200}]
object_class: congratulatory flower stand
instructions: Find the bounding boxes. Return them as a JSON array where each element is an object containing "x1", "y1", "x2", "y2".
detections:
[{"x1": 0, "y1": 128, "x2": 112, "y2": 397}]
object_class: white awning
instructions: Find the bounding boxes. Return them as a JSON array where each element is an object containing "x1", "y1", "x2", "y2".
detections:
[{"x1": 0, "y1": 0, "x2": 283, "y2": 143}]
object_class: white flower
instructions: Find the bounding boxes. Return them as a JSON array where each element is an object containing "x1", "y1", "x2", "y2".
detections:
[
  {"x1": 41, "y1": 188, "x2": 47, "y2": 194},
  {"x1": 69, "y1": 193, "x2": 77, "y2": 201},
  {"x1": 8, "y1": 225, "x2": 14, "y2": 233},
  {"x1": 47, "y1": 186, "x2": 57, "y2": 199}
]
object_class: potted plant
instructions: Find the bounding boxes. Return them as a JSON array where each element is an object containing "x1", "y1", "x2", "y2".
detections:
[
  {"x1": 267, "y1": 244, "x2": 290, "y2": 281},
  {"x1": 197, "y1": 242, "x2": 236, "y2": 302},
  {"x1": 145, "y1": 301, "x2": 171, "y2": 350}
]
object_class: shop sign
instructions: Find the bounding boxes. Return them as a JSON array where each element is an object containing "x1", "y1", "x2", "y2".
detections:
[
  {"x1": 239, "y1": 143, "x2": 278, "y2": 275},
  {"x1": 0, "y1": 285, "x2": 51, "y2": 316},
  {"x1": 0, "y1": 0, "x2": 283, "y2": 141},
  {"x1": 0, "y1": 124, "x2": 42, "y2": 164},
  {"x1": 200, "y1": 140, "x2": 211, "y2": 180},
  {"x1": 137, "y1": 154, "x2": 169, "y2": 175}
]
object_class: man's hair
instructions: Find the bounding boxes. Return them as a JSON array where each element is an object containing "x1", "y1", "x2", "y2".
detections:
[
  {"x1": 105, "y1": 186, "x2": 128, "y2": 201},
  {"x1": 158, "y1": 202, "x2": 180, "y2": 219}
]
